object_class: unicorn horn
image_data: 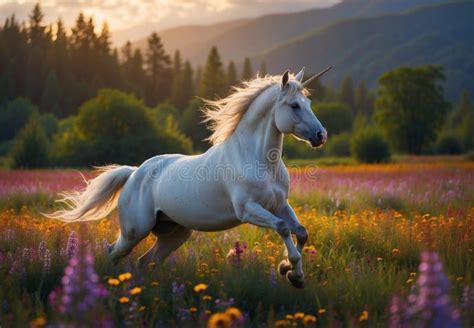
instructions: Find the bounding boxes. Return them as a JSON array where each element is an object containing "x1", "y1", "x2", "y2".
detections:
[{"x1": 302, "y1": 66, "x2": 333, "y2": 87}]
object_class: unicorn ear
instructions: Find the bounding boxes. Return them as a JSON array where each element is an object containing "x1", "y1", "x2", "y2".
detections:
[
  {"x1": 281, "y1": 70, "x2": 290, "y2": 88},
  {"x1": 295, "y1": 67, "x2": 305, "y2": 82}
]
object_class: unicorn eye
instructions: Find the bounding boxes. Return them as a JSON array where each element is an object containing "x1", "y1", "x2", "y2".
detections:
[{"x1": 289, "y1": 102, "x2": 300, "y2": 110}]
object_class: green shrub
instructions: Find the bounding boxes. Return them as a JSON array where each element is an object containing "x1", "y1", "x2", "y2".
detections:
[
  {"x1": 53, "y1": 89, "x2": 192, "y2": 166},
  {"x1": 436, "y1": 132, "x2": 463, "y2": 154},
  {"x1": 9, "y1": 115, "x2": 50, "y2": 168},
  {"x1": 313, "y1": 102, "x2": 353, "y2": 135},
  {"x1": 351, "y1": 128, "x2": 390, "y2": 163},
  {"x1": 0, "y1": 97, "x2": 38, "y2": 142},
  {"x1": 325, "y1": 133, "x2": 351, "y2": 157}
]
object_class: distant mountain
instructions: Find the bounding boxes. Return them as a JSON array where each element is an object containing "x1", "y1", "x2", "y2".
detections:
[
  {"x1": 130, "y1": 19, "x2": 249, "y2": 62},
  {"x1": 131, "y1": 0, "x2": 449, "y2": 64},
  {"x1": 254, "y1": 1, "x2": 474, "y2": 100}
]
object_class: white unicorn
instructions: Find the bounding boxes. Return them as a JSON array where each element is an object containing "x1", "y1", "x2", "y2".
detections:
[{"x1": 49, "y1": 67, "x2": 331, "y2": 288}]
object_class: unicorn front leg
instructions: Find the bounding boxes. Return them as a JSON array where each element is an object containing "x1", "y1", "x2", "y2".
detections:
[
  {"x1": 275, "y1": 203, "x2": 308, "y2": 285},
  {"x1": 238, "y1": 201, "x2": 305, "y2": 288}
]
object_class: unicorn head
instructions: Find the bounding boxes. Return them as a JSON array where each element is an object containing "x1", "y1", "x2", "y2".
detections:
[{"x1": 274, "y1": 67, "x2": 331, "y2": 148}]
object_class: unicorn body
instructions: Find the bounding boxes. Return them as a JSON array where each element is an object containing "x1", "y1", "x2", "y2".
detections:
[{"x1": 50, "y1": 68, "x2": 331, "y2": 288}]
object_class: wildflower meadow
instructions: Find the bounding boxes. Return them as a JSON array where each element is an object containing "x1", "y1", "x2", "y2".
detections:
[{"x1": 0, "y1": 157, "x2": 473, "y2": 327}]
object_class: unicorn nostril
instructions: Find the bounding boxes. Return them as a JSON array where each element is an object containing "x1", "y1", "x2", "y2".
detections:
[{"x1": 317, "y1": 131, "x2": 323, "y2": 141}]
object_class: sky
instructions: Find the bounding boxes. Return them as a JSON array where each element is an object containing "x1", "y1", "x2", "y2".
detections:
[{"x1": 0, "y1": 0, "x2": 340, "y2": 44}]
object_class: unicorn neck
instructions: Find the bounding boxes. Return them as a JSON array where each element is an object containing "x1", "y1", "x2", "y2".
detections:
[{"x1": 232, "y1": 85, "x2": 283, "y2": 164}]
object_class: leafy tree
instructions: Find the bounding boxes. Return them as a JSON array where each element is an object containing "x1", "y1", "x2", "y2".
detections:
[
  {"x1": 10, "y1": 114, "x2": 49, "y2": 168},
  {"x1": 55, "y1": 89, "x2": 191, "y2": 166},
  {"x1": 339, "y1": 75, "x2": 355, "y2": 111},
  {"x1": 313, "y1": 102, "x2": 352, "y2": 136},
  {"x1": 354, "y1": 81, "x2": 373, "y2": 117},
  {"x1": 200, "y1": 47, "x2": 225, "y2": 99},
  {"x1": 145, "y1": 32, "x2": 171, "y2": 106},
  {"x1": 375, "y1": 65, "x2": 449, "y2": 154},
  {"x1": 449, "y1": 90, "x2": 472, "y2": 128},
  {"x1": 460, "y1": 112, "x2": 474, "y2": 150},
  {"x1": 241, "y1": 57, "x2": 253, "y2": 81}
]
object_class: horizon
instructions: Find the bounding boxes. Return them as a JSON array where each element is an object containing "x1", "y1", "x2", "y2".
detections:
[{"x1": 0, "y1": 0, "x2": 340, "y2": 46}]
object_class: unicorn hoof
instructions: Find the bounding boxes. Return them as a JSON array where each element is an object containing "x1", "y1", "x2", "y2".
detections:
[
  {"x1": 287, "y1": 271, "x2": 305, "y2": 289},
  {"x1": 278, "y1": 260, "x2": 292, "y2": 276}
]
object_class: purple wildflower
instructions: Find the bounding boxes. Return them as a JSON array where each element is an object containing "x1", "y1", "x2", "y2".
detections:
[
  {"x1": 49, "y1": 238, "x2": 108, "y2": 322},
  {"x1": 42, "y1": 249, "x2": 51, "y2": 275},
  {"x1": 389, "y1": 251, "x2": 461, "y2": 328},
  {"x1": 38, "y1": 240, "x2": 46, "y2": 258},
  {"x1": 65, "y1": 231, "x2": 77, "y2": 258}
]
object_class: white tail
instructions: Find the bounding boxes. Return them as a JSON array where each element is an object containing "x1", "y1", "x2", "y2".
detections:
[{"x1": 46, "y1": 165, "x2": 136, "y2": 222}]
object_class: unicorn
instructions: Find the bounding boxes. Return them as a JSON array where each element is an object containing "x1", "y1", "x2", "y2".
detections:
[{"x1": 49, "y1": 67, "x2": 331, "y2": 288}]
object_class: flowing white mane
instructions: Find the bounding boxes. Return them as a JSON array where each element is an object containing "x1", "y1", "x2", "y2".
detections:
[{"x1": 202, "y1": 74, "x2": 307, "y2": 145}]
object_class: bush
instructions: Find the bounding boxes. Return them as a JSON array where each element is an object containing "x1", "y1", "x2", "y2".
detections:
[
  {"x1": 0, "y1": 97, "x2": 38, "y2": 142},
  {"x1": 325, "y1": 133, "x2": 351, "y2": 157},
  {"x1": 436, "y1": 132, "x2": 463, "y2": 154},
  {"x1": 313, "y1": 102, "x2": 353, "y2": 135},
  {"x1": 9, "y1": 115, "x2": 50, "y2": 168},
  {"x1": 53, "y1": 89, "x2": 192, "y2": 166},
  {"x1": 351, "y1": 128, "x2": 390, "y2": 163}
]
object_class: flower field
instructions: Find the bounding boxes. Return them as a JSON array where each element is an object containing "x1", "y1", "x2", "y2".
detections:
[{"x1": 0, "y1": 159, "x2": 473, "y2": 327}]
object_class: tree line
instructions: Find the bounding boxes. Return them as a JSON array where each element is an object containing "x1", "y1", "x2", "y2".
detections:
[
  {"x1": 1, "y1": 3, "x2": 473, "y2": 167},
  {"x1": 0, "y1": 4, "x2": 263, "y2": 117}
]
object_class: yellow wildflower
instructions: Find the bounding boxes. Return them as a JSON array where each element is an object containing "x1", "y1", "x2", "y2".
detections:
[
  {"x1": 107, "y1": 278, "x2": 120, "y2": 286},
  {"x1": 119, "y1": 297, "x2": 130, "y2": 304},
  {"x1": 118, "y1": 272, "x2": 132, "y2": 281},
  {"x1": 285, "y1": 314, "x2": 294, "y2": 320},
  {"x1": 359, "y1": 310, "x2": 369, "y2": 322},
  {"x1": 294, "y1": 312, "x2": 305, "y2": 320},
  {"x1": 274, "y1": 319, "x2": 290, "y2": 327},
  {"x1": 138, "y1": 306, "x2": 146, "y2": 312},
  {"x1": 189, "y1": 307, "x2": 198, "y2": 314},
  {"x1": 194, "y1": 283, "x2": 208, "y2": 293},
  {"x1": 392, "y1": 248, "x2": 400, "y2": 255},
  {"x1": 207, "y1": 312, "x2": 232, "y2": 328},
  {"x1": 30, "y1": 316, "x2": 46, "y2": 327},
  {"x1": 225, "y1": 307, "x2": 243, "y2": 321},
  {"x1": 130, "y1": 287, "x2": 142, "y2": 295},
  {"x1": 203, "y1": 295, "x2": 213, "y2": 301},
  {"x1": 318, "y1": 308, "x2": 326, "y2": 315},
  {"x1": 151, "y1": 281, "x2": 159, "y2": 286},
  {"x1": 304, "y1": 315, "x2": 317, "y2": 324}
]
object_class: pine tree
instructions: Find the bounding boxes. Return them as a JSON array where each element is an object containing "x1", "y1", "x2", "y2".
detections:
[
  {"x1": 340, "y1": 75, "x2": 355, "y2": 111},
  {"x1": 145, "y1": 32, "x2": 171, "y2": 105},
  {"x1": 200, "y1": 47, "x2": 225, "y2": 99},
  {"x1": 241, "y1": 57, "x2": 253, "y2": 81},
  {"x1": 259, "y1": 60, "x2": 267, "y2": 76},
  {"x1": 226, "y1": 61, "x2": 238, "y2": 89},
  {"x1": 170, "y1": 50, "x2": 183, "y2": 109},
  {"x1": 26, "y1": 3, "x2": 48, "y2": 103},
  {"x1": 180, "y1": 60, "x2": 194, "y2": 110},
  {"x1": 41, "y1": 70, "x2": 61, "y2": 115},
  {"x1": 28, "y1": 3, "x2": 46, "y2": 48}
]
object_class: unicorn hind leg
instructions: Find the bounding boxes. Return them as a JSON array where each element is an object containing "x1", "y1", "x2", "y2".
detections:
[{"x1": 137, "y1": 220, "x2": 192, "y2": 269}]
